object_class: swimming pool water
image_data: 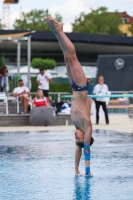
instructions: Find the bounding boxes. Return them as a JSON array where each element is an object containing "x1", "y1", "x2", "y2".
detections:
[{"x1": 0, "y1": 130, "x2": 133, "y2": 200}]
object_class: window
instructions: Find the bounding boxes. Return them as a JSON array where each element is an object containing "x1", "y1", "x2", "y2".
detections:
[{"x1": 122, "y1": 18, "x2": 129, "y2": 24}]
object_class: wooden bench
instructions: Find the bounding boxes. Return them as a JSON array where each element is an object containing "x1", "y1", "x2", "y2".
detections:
[
  {"x1": 107, "y1": 105, "x2": 133, "y2": 109},
  {"x1": 0, "y1": 114, "x2": 73, "y2": 126},
  {"x1": 0, "y1": 92, "x2": 8, "y2": 114}
]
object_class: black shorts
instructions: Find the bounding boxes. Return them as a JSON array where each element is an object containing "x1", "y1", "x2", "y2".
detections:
[{"x1": 41, "y1": 90, "x2": 49, "y2": 97}]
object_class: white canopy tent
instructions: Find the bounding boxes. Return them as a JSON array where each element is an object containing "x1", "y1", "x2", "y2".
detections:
[
  {"x1": 55, "y1": 66, "x2": 98, "y2": 78},
  {"x1": 0, "y1": 32, "x2": 32, "y2": 88}
]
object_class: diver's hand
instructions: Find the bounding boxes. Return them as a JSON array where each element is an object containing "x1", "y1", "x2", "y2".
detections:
[{"x1": 75, "y1": 169, "x2": 80, "y2": 175}]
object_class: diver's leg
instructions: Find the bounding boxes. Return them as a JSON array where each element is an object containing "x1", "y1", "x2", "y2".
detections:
[
  {"x1": 53, "y1": 31, "x2": 73, "y2": 84},
  {"x1": 45, "y1": 16, "x2": 86, "y2": 86}
]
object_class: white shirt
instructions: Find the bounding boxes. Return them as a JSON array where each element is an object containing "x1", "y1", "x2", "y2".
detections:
[
  {"x1": 37, "y1": 72, "x2": 52, "y2": 90},
  {"x1": 13, "y1": 86, "x2": 30, "y2": 97},
  {"x1": 93, "y1": 84, "x2": 109, "y2": 102}
]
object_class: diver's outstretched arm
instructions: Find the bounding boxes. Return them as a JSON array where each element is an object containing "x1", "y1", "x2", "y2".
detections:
[{"x1": 75, "y1": 145, "x2": 82, "y2": 174}]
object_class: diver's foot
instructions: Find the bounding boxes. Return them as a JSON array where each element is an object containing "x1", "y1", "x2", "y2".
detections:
[
  {"x1": 75, "y1": 170, "x2": 81, "y2": 175},
  {"x1": 45, "y1": 16, "x2": 63, "y2": 32}
]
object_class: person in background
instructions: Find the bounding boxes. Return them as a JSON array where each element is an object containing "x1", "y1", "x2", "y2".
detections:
[
  {"x1": 32, "y1": 90, "x2": 49, "y2": 108},
  {"x1": 93, "y1": 75, "x2": 109, "y2": 125},
  {"x1": 87, "y1": 77, "x2": 94, "y2": 116},
  {"x1": 37, "y1": 68, "x2": 52, "y2": 98},
  {"x1": 0, "y1": 65, "x2": 8, "y2": 92},
  {"x1": 13, "y1": 80, "x2": 32, "y2": 114}
]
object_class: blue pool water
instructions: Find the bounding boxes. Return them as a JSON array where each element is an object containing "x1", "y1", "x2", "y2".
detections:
[{"x1": 0, "y1": 130, "x2": 133, "y2": 200}]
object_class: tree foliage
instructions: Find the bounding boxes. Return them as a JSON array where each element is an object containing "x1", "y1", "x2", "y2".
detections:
[
  {"x1": 0, "y1": 22, "x2": 2, "y2": 29},
  {"x1": 72, "y1": 7, "x2": 123, "y2": 35},
  {"x1": 13, "y1": 9, "x2": 63, "y2": 31},
  {"x1": 31, "y1": 77, "x2": 72, "y2": 93},
  {"x1": 0, "y1": 57, "x2": 5, "y2": 67},
  {"x1": 128, "y1": 24, "x2": 133, "y2": 36},
  {"x1": 0, "y1": 19, "x2": 5, "y2": 29},
  {"x1": 31, "y1": 58, "x2": 56, "y2": 70}
]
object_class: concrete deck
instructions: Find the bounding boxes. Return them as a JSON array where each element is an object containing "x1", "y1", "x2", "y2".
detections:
[{"x1": 0, "y1": 114, "x2": 132, "y2": 133}]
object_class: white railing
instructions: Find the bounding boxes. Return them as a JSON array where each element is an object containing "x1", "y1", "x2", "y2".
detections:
[
  {"x1": 0, "y1": 92, "x2": 9, "y2": 114},
  {"x1": 27, "y1": 92, "x2": 71, "y2": 102},
  {"x1": 60, "y1": 93, "x2": 133, "y2": 116},
  {"x1": 4, "y1": 92, "x2": 71, "y2": 114},
  {"x1": 1, "y1": 91, "x2": 133, "y2": 116}
]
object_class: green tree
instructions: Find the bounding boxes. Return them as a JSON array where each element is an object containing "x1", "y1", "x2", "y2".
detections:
[
  {"x1": 0, "y1": 57, "x2": 5, "y2": 67},
  {"x1": 31, "y1": 58, "x2": 56, "y2": 70},
  {"x1": 0, "y1": 22, "x2": 2, "y2": 29},
  {"x1": 13, "y1": 9, "x2": 63, "y2": 31},
  {"x1": 72, "y1": 7, "x2": 123, "y2": 35},
  {"x1": 0, "y1": 19, "x2": 5, "y2": 29},
  {"x1": 128, "y1": 24, "x2": 133, "y2": 36}
]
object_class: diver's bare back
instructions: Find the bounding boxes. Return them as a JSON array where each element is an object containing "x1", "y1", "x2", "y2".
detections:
[{"x1": 71, "y1": 91, "x2": 90, "y2": 132}]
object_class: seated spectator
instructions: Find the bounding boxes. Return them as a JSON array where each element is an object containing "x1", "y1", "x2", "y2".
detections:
[
  {"x1": 33, "y1": 90, "x2": 49, "y2": 108},
  {"x1": 0, "y1": 65, "x2": 8, "y2": 92},
  {"x1": 13, "y1": 79, "x2": 31, "y2": 114}
]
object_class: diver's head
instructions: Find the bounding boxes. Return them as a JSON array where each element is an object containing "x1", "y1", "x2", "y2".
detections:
[
  {"x1": 75, "y1": 129, "x2": 94, "y2": 148},
  {"x1": 75, "y1": 129, "x2": 84, "y2": 148}
]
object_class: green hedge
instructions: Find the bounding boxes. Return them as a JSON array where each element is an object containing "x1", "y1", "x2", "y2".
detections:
[
  {"x1": 31, "y1": 77, "x2": 72, "y2": 93},
  {"x1": 0, "y1": 57, "x2": 5, "y2": 67},
  {"x1": 31, "y1": 58, "x2": 56, "y2": 70}
]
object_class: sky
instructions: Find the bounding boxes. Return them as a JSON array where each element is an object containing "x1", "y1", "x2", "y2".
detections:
[{"x1": 0, "y1": 0, "x2": 133, "y2": 32}]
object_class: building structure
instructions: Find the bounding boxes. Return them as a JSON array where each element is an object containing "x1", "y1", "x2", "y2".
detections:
[
  {"x1": 97, "y1": 54, "x2": 133, "y2": 91},
  {"x1": 119, "y1": 12, "x2": 133, "y2": 36},
  {"x1": 0, "y1": 29, "x2": 133, "y2": 80},
  {"x1": 110, "y1": 11, "x2": 133, "y2": 36},
  {"x1": 3, "y1": 0, "x2": 19, "y2": 29},
  {"x1": 1, "y1": 30, "x2": 133, "y2": 66}
]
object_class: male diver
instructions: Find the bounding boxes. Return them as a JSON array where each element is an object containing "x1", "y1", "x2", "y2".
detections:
[{"x1": 45, "y1": 16, "x2": 93, "y2": 175}]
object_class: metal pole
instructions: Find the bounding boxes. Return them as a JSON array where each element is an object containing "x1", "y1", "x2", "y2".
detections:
[
  {"x1": 17, "y1": 41, "x2": 21, "y2": 78},
  {"x1": 27, "y1": 36, "x2": 31, "y2": 88}
]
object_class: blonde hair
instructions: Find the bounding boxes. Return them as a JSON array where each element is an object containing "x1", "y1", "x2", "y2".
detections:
[
  {"x1": 98, "y1": 75, "x2": 104, "y2": 79},
  {"x1": 36, "y1": 90, "x2": 44, "y2": 99}
]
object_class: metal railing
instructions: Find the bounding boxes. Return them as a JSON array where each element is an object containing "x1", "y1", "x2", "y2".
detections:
[
  {"x1": 60, "y1": 93, "x2": 133, "y2": 115},
  {"x1": 25, "y1": 92, "x2": 71, "y2": 102},
  {"x1": 0, "y1": 92, "x2": 71, "y2": 114},
  {"x1": 6, "y1": 92, "x2": 71, "y2": 101},
  {"x1": 1, "y1": 91, "x2": 133, "y2": 116}
]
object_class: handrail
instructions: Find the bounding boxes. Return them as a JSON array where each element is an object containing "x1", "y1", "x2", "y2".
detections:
[
  {"x1": 6, "y1": 92, "x2": 71, "y2": 96},
  {"x1": 6, "y1": 92, "x2": 72, "y2": 105},
  {"x1": 61, "y1": 94, "x2": 133, "y2": 98}
]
